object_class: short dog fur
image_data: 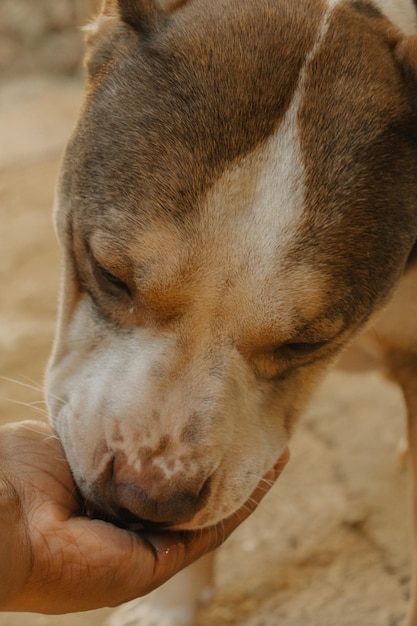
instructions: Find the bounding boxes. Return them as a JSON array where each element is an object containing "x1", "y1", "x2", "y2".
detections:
[{"x1": 47, "y1": 0, "x2": 417, "y2": 624}]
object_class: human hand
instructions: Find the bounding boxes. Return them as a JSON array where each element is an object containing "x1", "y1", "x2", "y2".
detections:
[{"x1": 0, "y1": 420, "x2": 289, "y2": 614}]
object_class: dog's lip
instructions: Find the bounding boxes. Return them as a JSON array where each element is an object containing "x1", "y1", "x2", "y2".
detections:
[
  {"x1": 117, "y1": 509, "x2": 176, "y2": 532},
  {"x1": 81, "y1": 497, "x2": 176, "y2": 532},
  {"x1": 77, "y1": 449, "x2": 290, "y2": 532},
  {"x1": 168, "y1": 449, "x2": 291, "y2": 532}
]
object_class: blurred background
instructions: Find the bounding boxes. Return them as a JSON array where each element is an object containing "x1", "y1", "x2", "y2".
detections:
[
  {"x1": 0, "y1": 0, "x2": 102, "y2": 429},
  {"x1": 0, "y1": 0, "x2": 99, "y2": 76}
]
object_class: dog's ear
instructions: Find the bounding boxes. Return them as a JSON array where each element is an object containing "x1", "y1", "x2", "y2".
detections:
[
  {"x1": 116, "y1": 1, "x2": 192, "y2": 32},
  {"x1": 395, "y1": 35, "x2": 417, "y2": 112},
  {"x1": 86, "y1": 0, "x2": 187, "y2": 37},
  {"x1": 84, "y1": 0, "x2": 177, "y2": 77},
  {"x1": 115, "y1": 0, "x2": 165, "y2": 34},
  {"x1": 83, "y1": 1, "x2": 120, "y2": 76},
  {"x1": 99, "y1": 0, "x2": 119, "y2": 17}
]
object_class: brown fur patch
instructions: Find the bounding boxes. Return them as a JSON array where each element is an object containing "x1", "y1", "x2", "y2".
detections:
[
  {"x1": 62, "y1": 0, "x2": 326, "y2": 233},
  {"x1": 297, "y1": 2, "x2": 417, "y2": 324}
]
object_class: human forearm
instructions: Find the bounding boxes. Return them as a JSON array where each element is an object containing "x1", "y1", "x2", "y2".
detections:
[{"x1": 0, "y1": 471, "x2": 29, "y2": 610}]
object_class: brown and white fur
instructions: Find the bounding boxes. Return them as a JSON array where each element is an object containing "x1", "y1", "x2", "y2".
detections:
[{"x1": 46, "y1": 0, "x2": 417, "y2": 624}]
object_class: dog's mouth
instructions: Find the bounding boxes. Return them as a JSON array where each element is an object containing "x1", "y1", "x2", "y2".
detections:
[
  {"x1": 80, "y1": 495, "x2": 176, "y2": 532},
  {"x1": 113, "y1": 508, "x2": 176, "y2": 532}
]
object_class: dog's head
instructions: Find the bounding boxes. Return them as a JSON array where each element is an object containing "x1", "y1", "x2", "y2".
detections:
[{"x1": 47, "y1": 0, "x2": 417, "y2": 529}]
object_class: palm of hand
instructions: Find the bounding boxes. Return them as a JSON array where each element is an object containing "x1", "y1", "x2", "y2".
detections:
[
  {"x1": 0, "y1": 420, "x2": 288, "y2": 614},
  {"x1": 0, "y1": 421, "x2": 182, "y2": 613}
]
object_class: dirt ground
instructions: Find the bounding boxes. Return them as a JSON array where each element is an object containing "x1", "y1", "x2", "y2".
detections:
[{"x1": 0, "y1": 75, "x2": 413, "y2": 626}]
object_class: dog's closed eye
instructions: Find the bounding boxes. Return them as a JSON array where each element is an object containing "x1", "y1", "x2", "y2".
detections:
[
  {"x1": 92, "y1": 260, "x2": 132, "y2": 298},
  {"x1": 253, "y1": 340, "x2": 332, "y2": 382},
  {"x1": 280, "y1": 341, "x2": 328, "y2": 356}
]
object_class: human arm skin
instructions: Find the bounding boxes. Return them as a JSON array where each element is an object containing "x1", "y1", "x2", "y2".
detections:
[{"x1": 0, "y1": 420, "x2": 289, "y2": 614}]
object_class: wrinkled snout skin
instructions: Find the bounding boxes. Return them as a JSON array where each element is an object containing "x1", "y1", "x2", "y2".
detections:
[
  {"x1": 46, "y1": 0, "x2": 417, "y2": 529},
  {"x1": 47, "y1": 298, "x2": 303, "y2": 528}
]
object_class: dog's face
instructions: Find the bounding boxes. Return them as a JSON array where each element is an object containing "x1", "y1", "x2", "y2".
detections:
[{"x1": 47, "y1": 0, "x2": 417, "y2": 529}]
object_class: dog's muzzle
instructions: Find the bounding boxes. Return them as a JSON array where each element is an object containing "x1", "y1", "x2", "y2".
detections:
[{"x1": 83, "y1": 450, "x2": 213, "y2": 530}]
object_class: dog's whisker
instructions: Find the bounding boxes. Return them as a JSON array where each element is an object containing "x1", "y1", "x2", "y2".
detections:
[
  {"x1": 17, "y1": 424, "x2": 62, "y2": 449},
  {"x1": 45, "y1": 392, "x2": 66, "y2": 405},
  {"x1": 52, "y1": 456, "x2": 68, "y2": 464},
  {"x1": 19, "y1": 400, "x2": 49, "y2": 414},
  {"x1": 5, "y1": 398, "x2": 49, "y2": 417},
  {"x1": 256, "y1": 478, "x2": 276, "y2": 488},
  {"x1": 0, "y1": 375, "x2": 44, "y2": 394},
  {"x1": 18, "y1": 374, "x2": 46, "y2": 391},
  {"x1": 246, "y1": 475, "x2": 276, "y2": 490},
  {"x1": 197, "y1": 527, "x2": 205, "y2": 548},
  {"x1": 18, "y1": 424, "x2": 57, "y2": 440},
  {"x1": 20, "y1": 375, "x2": 66, "y2": 405},
  {"x1": 215, "y1": 523, "x2": 222, "y2": 544},
  {"x1": 0, "y1": 375, "x2": 65, "y2": 405},
  {"x1": 46, "y1": 434, "x2": 61, "y2": 443}
]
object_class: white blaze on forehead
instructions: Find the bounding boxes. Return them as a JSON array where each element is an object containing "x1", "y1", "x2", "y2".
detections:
[
  {"x1": 325, "y1": 0, "x2": 344, "y2": 9},
  {"x1": 247, "y1": 93, "x2": 305, "y2": 271},
  {"x1": 200, "y1": 97, "x2": 306, "y2": 275},
  {"x1": 200, "y1": 2, "x2": 340, "y2": 276}
]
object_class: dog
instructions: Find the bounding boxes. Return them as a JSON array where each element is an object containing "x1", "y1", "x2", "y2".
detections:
[{"x1": 46, "y1": 0, "x2": 417, "y2": 624}]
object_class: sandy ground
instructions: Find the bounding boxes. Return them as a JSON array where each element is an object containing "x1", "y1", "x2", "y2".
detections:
[{"x1": 0, "y1": 75, "x2": 413, "y2": 626}]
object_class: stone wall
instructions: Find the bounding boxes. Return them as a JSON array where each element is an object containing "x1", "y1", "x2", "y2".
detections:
[{"x1": 0, "y1": 0, "x2": 101, "y2": 75}]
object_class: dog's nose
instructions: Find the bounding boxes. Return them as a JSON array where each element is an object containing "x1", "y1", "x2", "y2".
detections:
[
  {"x1": 100, "y1": 453, "x2": 212, "y2": 528},
  {"x1": 112, "y1": 479, "x2": 210, "y2": 527}
]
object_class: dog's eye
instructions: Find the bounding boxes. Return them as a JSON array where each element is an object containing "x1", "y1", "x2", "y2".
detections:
[
  {"x1": 95, "y1": 263, "x2": 131, "y2": 296},
  {"x1": 281, "y1": 341, "x2": 327, "y2": 356}
]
